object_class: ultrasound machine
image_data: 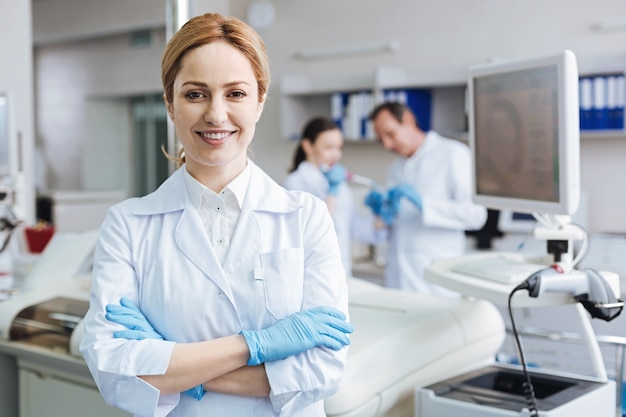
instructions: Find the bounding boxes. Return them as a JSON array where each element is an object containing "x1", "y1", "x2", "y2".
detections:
[{"x1": 421, "y1": 50, "x2": 624, "y2": 417}]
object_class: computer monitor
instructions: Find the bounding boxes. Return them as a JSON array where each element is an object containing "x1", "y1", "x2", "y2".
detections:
[{"x1": 467, "y1": 50, "x2": 580, "y2": 217}]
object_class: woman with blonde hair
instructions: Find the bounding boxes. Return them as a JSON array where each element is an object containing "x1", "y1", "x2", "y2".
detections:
[{"x1": 80, "y1": 13, "x2": 352, "y2": 417}]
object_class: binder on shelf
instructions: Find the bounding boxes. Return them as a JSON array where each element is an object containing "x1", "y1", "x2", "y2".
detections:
[
  {"x1": 606, "y1": 75, "x2": 616, "y2": 129},
  {"x1": 331, "y1": 92, "x2": 347, "y2": 132},
  {"x1": 615, "y1": 74, "x2": 625, "y2": 130},
  {"x1": 406, "y1": 89, "x2": 432, "y2": 132},
  {"x1": 579, "y1": 77, "x2": 593, "y2": 130},
  {"x1": 396, "y1": 90, "x2": 408, "y2": 105},
  {"x1": 332, "y1": 90, "x2": 376, "y2": 140},
  {"x1": 343, "y1": 93, "x2": 357, "y2": 140},
  {"x1": 592, "y1": 76, "x2": 610, "y2": 130},
  {"x1": 360, "y1": 91, "x2": 374, "y2": 140}
]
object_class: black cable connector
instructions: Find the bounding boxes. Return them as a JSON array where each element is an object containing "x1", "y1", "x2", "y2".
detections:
[
  {"x1": 525, "y1": 275, "x2": 540, "y2": 298},
  {"x1": 547, "y1": 239, "x2": 568, "y2": 263}
]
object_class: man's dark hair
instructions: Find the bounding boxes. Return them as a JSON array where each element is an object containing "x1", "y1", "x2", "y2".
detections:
[{"x1": 369, "y1": 102, "x2": 420, "y2": 128}]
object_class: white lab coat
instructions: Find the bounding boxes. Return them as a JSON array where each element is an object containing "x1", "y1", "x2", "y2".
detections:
[
  {"x1": 79, "y1": 161, "x2": 349, "y2": 417},
  {"x1": 284, "y1": 162, "x2": 353, "y2": 276},
  {"x1": 385, "y1": 131, "x2": 487, "y2": 295}
]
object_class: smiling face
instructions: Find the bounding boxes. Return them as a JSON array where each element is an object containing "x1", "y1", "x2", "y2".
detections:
[
  {"x1": 302, "y1": 128, "x2": 344, "y2": 169},
  {"x1": 165, "y1": 41, "x2": 265, "y2": 184}
]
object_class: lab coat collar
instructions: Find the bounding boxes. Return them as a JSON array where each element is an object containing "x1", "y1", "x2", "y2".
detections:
[
  {"x1": 131, "y1": 160, "x2": 301, "y2": 216},
  {"x1": 132, "y1": 167, "x2": 192, "y2": 215},
  {"x1": 246, "y1": 161, "x2": 304, "y2": 213},
  {"x1": 182, "y1": 163, "x2": 250, "y2": 211},
  {"x1": 411, "y1": 131, "x2": 441, "y2": 160}
]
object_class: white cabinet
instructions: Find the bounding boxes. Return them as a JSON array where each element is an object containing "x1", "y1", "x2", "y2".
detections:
[
  {"x1": 279, "y1": 67, "x2": 468, "y2": 142},
  {"x1": 18, "y1": 358, "x2": 130, "y2": 417}
]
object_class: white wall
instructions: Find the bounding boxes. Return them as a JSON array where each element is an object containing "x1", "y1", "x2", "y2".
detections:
[
  {"x1": 35, "y1": 32, "x2": 167, "y2": 190},
  {"x1": 32, "y1": 0, "x2": 166, "y2": 45},
  {"x1": 0, "y1": 3, "x2": 36, "y2": 224},
  {"x1": 26, "y1": 0, "x2": 626, "y2": 232},
  {"x1": 240, "y1": 0, "x2": 626, "y2": 234}
]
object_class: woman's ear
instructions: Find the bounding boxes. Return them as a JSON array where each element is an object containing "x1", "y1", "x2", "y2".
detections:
[
  {"x1": 163, "y1": 93, "x2": 174, "y2": 121},
  {"x1": 301, "y1": 138, "x2": 313, "y2": 156},
  {"x1": 255, "y1": 94, "x2": 266, "y2": 122}
]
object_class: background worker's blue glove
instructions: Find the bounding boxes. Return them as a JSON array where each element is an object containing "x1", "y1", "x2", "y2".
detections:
[
  {"x1": 364, "y1": 189, "x2": 385, "y2": 216},
  {"x1": 105, "y1": 297, "x2": 205, "y2": 401},
  {"x1": 323, "y1": 164, "x2": 347, "y2": 196},
  {"x1": 379, "y1": 200, "x2": 400, "y2": 225},
  {"x1": 387, "y1": 184, "x2": 423, "y2": 211},
  {"x1": 240, "y1": 306, "x2": 353, "y2": 366}
]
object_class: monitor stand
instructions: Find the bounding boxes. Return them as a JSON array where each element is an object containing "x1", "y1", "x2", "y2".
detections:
[{"x1": 532, "y1": 214, "x2": 586, "y2": 272}]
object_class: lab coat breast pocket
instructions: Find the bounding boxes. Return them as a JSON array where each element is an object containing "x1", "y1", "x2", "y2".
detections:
[{"x1": 259, "y1": 248, "x2": 304, "y2": 319}]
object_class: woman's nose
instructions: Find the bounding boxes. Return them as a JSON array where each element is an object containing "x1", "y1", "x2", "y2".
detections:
[{"x1": 204, "y1": 99, "x2": 227, "y2": 125}]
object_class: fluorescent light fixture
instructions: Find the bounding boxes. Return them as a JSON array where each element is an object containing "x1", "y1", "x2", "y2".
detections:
[
  {"x1": 590, "y1": 19, "x2": 626, "y2": 32},
  {"x1": 294, "y1": 41, "x2": 400, "y2": 61}
]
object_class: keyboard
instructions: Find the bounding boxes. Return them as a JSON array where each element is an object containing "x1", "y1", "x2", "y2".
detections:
[{"x1": 451, "y1": 255, "x2": 548, "y2": 284}]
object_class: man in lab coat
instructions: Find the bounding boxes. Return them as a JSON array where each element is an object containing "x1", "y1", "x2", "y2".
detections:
[{"x1": 366, "y1": 102, "x2": 487, "y2": 296}]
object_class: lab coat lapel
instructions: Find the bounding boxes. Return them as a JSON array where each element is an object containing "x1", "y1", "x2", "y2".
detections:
[
  {"x1": 222, "y1": 165, "x2": 262, "y2": 275},
  {"x1": 221, "y1": 162, "x2": 301, "y2": 274},
  {"x1": 136, "y1": 167, "x2": 235, "y2": 301},
  {"x1": 222, "y1": 202, "x2": 260, "y2": 275},
  {"x1": 175, "y1": 207, "x2": 235, "y2": 303}
]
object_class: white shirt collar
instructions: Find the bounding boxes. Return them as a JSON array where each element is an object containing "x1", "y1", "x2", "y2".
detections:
[{"x1": 183, "y1": 163, "x2": 251, "y2": 209}]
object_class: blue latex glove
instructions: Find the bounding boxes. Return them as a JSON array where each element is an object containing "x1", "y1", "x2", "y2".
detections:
[
  {"x1": 184, "y1": 384, "x2": 205, "y2": 401},
  {"x1": 323, "y1": 164, "x2": 347, "y2": 196},
  {"x1": 379, "y1": 200, "x2": 399, "y2": 225},
  {"x1": 105, "y1": 297, "x2": 205, "y2": 401},
  {"x1": 240, "y1": 306, "x2": 353, "y2": 366},
  {"x1": 105, "y1": 297, "x2": 164, "y2": 341},
  {"x1": 388, "y1": 184, "x2": 422, "y2": 210},
  {"x1": 364, "y1": 189, "x2": 385, "y2": 216}
]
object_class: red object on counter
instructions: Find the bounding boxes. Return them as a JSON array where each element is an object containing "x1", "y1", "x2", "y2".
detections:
[{"x1": 24, "y1": 224, "x2": 55, "y2": 253}]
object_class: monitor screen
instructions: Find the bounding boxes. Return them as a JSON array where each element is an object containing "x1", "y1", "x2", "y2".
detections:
[{"x1": 467, "y1": 50, "x2": 580, "y2": 216}]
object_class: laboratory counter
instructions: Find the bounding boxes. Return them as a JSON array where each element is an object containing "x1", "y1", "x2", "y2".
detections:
[{"x1": 0, "y1": 274, "x2": 506, "y2": 417}]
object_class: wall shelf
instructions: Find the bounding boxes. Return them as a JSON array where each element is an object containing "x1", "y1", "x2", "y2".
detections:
[
  {"x1": 280, "y1": 61, "x2": 626, "y2": 143},
  {"x1": 580, "y1": 130, "x2": 626, "y2": 139},
  {"x1": 279, "y1": 66, "x2": 468, "y2": 142}
]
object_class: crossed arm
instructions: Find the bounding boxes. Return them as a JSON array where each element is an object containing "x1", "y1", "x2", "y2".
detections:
[{"x1": 105, "y1": 298, "x2": 352, "y2": 399}]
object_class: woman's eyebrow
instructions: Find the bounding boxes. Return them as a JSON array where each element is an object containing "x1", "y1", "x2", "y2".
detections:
[{"x1": 181, "y1": 80, "x2": 252, "y2": 88}]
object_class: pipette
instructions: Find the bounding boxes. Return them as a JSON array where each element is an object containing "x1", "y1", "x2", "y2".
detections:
[
  {"x1": 321, "y1": 164, "x2": 379, "y2": 188},
  {"x1": 346, "y1": 172, "x2": 378, "y2": 187}
]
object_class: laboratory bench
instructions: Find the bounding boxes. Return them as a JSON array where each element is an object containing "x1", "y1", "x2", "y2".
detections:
[
  {"x1": 0, "y1": 278, "x2": 130, "y2": 417},
  {"x1": 0, "y1": 339, "x2": 130, "y2": 417}
]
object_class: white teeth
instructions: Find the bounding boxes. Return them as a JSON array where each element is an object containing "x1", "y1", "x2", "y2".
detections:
[{"x1": 202, "y1": 132, "x2": 229, "y2": 139}]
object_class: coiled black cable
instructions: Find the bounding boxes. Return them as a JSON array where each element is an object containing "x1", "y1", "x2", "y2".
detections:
[{"x1": 508, "y1": 280, "x2": 540, "y2": 417}]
